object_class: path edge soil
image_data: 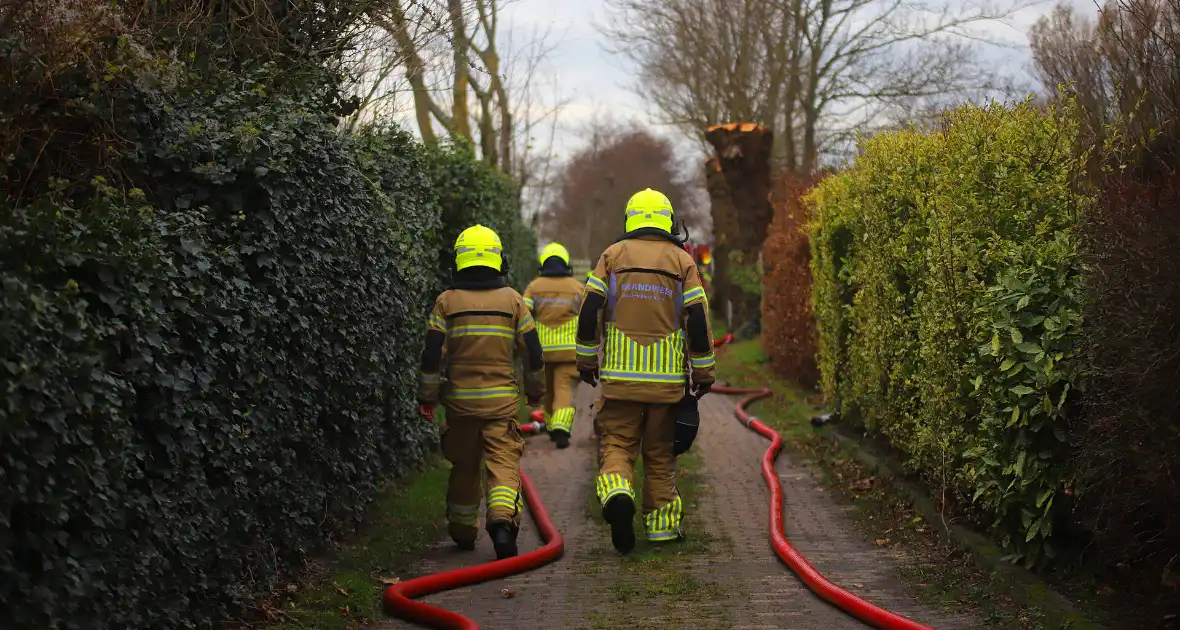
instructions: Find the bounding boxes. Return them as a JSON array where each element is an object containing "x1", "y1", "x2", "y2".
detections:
[{"x1": 815, "y1": 421, "x2": 1108, "y2": 630}]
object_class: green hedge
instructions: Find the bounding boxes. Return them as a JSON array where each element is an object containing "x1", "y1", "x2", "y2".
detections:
[
  {"x1": 0, "y1": 39, "x2": 529, "y2": 627},
  {"x1": 425, "y1": 142, "x2": 536, "y2": 291},
  {"x1": 808, "y1": 101, "x2": 1088, "y2": 566}
]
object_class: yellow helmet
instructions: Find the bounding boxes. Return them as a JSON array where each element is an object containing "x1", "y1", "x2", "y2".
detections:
[
  {"x1": 454, "y1": 224, "x2": 503, "y2": 271},
  {"x1": 624, "y1": 188, "x2": 674, "y2": 233},
  {"x1": 539, "y1": 242, "x2": 570, "y2": 266}
]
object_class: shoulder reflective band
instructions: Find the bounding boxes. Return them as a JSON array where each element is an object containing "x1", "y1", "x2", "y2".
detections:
[
  {"x1": 536, "y1": 318, "x2": 577, "y2": 352},
  {"x1": 600, "y1": 326, "x2": 687, "y2": 383},
  {"x1": 450, "y1": 324, "x2": 514, "y2": 338},
  {"x1": 576, "y1": 342, "x2": 598, "y2": 357},
  {"x1": 683, "y1": 285, "x2": 706, "y2": 305},
  {"x1": 429, "y1": 314, "x2": 447, "y2": 331},
  {"x1": 523, "y1": 296, "x2": 534, "y2": 309},
  {"x1": 449, "y1": 386, "x2": 518, "y2": 399}
]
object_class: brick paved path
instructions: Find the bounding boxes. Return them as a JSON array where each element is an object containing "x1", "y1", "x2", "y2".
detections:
[{"x1": 377, "y1": 386, "x2": 978, "y2": 629}]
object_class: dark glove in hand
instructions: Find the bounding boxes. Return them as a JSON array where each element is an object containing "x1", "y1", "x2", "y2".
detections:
[
  {"x1": 692, "y1": 382, "x2": 712, "y2": 398},
  {"x1": 579, "y1": 369, "x2": 599, "y2": 387}
]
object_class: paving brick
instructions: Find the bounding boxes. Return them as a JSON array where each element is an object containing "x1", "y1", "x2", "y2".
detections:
[{"x1": 377, "y1": 386, "x2": 978, "y2": 629}]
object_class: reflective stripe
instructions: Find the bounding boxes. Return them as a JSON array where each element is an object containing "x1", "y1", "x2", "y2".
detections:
[
  {"x1": 595, "y1": 473, "x2": 634, "y2": 505},
  {"x1": 447, "y1": 502, "x2": 479, "y2": 526},
  {"x1": 450, "y1": 386, "x2": 517, "y2": 399},
  {"x1": 625, "y1": 208, "x2": 672, "y2": 217},
  {"x1": 523, "y1": 296, "x2": 534, "y2": 309},
  {"x1": 600, "y1": 370, "x2": 685, "y2": 383},
  {"x1": 683, "y1": 285, "x2": 706, "y2": 305},
  {"x1": 586, "y1": 274, "x2": 607, "y2": 294},
  {"x1": 576, "y1": 342, "x2": 598, "y2": 357},
  {"x1": 536, "y1": 318, "x2": 577, "y2": 352},
  {"x1": 600, "y1": 325, "x2": 687, "y2": 384},
  {"x1": 451, "y1": 324, "x2": 514, "y2": 338},
  {"x1": 691, "y1": 353, "x2": 716, "y2": 369},
  {"x1": 518, "y1": 312, "x2": 535, "y2": 332},
  {"x1": 547, "y1": 407, "x2": 575, "y2": 432},
  {"x1": 487, "y1": 485, "x2": 522, "y2": 514},
  {"x1": 429, "y1": 314, "x2": 447, "y2": 331},
  {"x1": 644, "y1": 495, "x2": 683, "y2": 541},
  {"x1": 421, "y1": 373, "x2": 441, "y2": 383}
]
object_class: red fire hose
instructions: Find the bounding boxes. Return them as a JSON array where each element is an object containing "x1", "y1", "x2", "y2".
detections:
[
  {"x1": 711, "y1": 333, "x2": 935, "y2": 630},
  {"x1": 382, "y1": 470, "x2": 564, "y2": 629},
  {"x1": 520, "y1": 409, "x2": 545, "y2": 434}
]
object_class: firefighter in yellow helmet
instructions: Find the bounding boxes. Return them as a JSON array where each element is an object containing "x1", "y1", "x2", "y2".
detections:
[
  {"x1": 522, "y1": 243, "x2": 584, "y2": 449},
  {"x1": 576, "y1": 188, "x2": 716, "y2": 554},
  {"x1": 417, "y1": 225, "x2": 546, "y2": 559}
]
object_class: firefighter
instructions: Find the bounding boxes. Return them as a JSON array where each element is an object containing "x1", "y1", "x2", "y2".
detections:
[
  {"x1": 575, "y1": 188, "x2": 716, "y2": 554},
  {"x1": 522, "y1": 242, "x2": 583, "y2": 449},
  {"x1": 417, "y1": 225, "x2": 546, "y2": 560}
]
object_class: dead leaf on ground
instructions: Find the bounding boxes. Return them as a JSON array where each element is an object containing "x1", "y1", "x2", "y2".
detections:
[
  {"x1": 851, "y1": 583, "x2": 864, "y2": 588},
  {"x1": 850, "y1": 477, "x2": 876, "y2": 491},
  {"x1": 873, "y1": 538, "x2": 890, "y2": 546},
  {"x1": 336, "y1": 586, "x2": 348, "y2": 596},
  {"x1": 1096, "y1": 584, "x2": 1116, "y2": 596},
  {"x1": 340, "y1": 606, "x2": 350, "y2": 617},
  {"x1": 501, "y1": 588, "x2": 517, "y2": 599},
  {"x1": 380, "y1": 576, "x2": 401, "y2": 587}
]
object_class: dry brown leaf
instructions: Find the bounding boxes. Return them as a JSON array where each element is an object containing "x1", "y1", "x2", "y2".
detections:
[
  {"x1": 873, "y1": 538, "x2": 890, "y2": 546},
  {"x1": 851, "y1": 583, "x2": 864, "y2": 588},
  {"x1": 336, "y1": 587, "x2": 348, "y2": 596},
  {"x1": 340, "y1": 606, "x2": 350, "y2": 617},
  {"x1": 380, "y1": 576, "x2": 401, "y2": 587},
  {"x1": 501, "y1": 588, "x2": 516, "y2": 599}
]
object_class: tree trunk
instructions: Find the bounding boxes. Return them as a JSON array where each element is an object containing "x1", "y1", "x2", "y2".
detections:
[
  {"x1": 704, "y1": 157, "x2": 736, "y2": 317},
  {"x1": 705, "y1": 123, "x2": 775, "y2": 337},
  {"x1": 449, "y1": 0, "x2": 471, "y2": 139}
]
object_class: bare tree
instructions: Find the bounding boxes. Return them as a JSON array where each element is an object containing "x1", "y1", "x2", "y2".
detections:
[
  {"x1": 540, "y1": 117, "x2": 709, "y2": 261},
  {"x1": 344, "y1": 0, "x2": 567, "y2": 212},
  {"x1": 1030, "y1": 0, "x2": 1180, "y2": 159},
  {"x1": 603, "y1": 0, "x2": 1031, "y2": 171}
]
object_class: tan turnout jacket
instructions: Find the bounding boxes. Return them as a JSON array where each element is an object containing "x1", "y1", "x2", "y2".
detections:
[
  {"x1": 522, "y1": 275, "x2": 584, "y2": 364},
  {"x1": 577, "y1": 235, "x2": 716, "y2": 404},
  {"x1": 418, "y1": 286, "x2": 543, "y2": 419}
]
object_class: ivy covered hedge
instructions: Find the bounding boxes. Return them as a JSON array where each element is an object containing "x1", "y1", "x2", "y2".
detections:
[
  {"x1": 808, "y1": 101, "x2": 1088, "y2": 567},
  {"x1": 425, "y1": 142, "x2": 537, "y2": 291},
  {"x1": 1, "y1": 24, "x2": 531, "y2": 630}
]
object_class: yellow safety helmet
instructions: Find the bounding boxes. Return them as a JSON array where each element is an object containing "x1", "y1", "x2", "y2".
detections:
[
  {"x1": 539, "y1": 242, "x2": 570, "y2": 267},
  {"x1": 454, "y1": 224, "x2": 503, "y2": 272},
  {"x1": 624, "y1": 188, "x2": 674, "y2": 233}
]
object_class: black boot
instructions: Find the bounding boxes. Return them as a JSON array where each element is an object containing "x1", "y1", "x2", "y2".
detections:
[
  {"x1": 487, "y1": 521, "x2": 519, "y2": 560},
  {"x1": 602, "y1": 495, "x2": 636, "y2": 554},
  {"x1": 551, "y1": 429, "x2": 570, "y2": 449},
  {"x1": 455, "y1": 538, "x2": 476, "y2": 551}
]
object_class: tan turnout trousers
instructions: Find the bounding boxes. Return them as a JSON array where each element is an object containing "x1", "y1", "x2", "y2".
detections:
[
  {"x1": 441, "y1": 416, "x2": 525, "y2": 544},
  {"x1": 543, "y1": 362, "x2": 579, "y2": 434},
  {"x1": 595, "y1": 399, "x2": 682, "y2": 541}
]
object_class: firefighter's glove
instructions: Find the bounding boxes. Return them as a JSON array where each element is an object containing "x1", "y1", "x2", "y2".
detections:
[
  {"x1": 579, "y1": 368, "x2": 599, "y2": 387},
  {"x1": 692, "y1": 381, "x2": 712, "y2": 398},
  {"x1": 526, "y1": 395, "x2": 542, "y2": 408},
  {"x1": 418, "y1": 403, "x2": 436, "y2": 422}
]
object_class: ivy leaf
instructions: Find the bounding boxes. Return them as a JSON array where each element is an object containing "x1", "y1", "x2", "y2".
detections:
[{"x1": 1010, "y1": 385, "x2": 1035, "y2": 396}]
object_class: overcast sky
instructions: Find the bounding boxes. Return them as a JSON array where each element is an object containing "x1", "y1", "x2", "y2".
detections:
[{"x1": 492, "y1": 0, "x2": 1100, "y2": 164}]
